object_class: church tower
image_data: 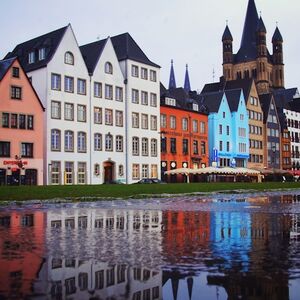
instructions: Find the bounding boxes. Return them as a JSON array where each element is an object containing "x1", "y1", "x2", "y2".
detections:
[
  {"x1": 168, "y1": 59, "x2": 176, "y2": 89},
  {"x1": 221, "y1": 0, "x2": 285, "y2": 94},
  {"x1": 222, "y1": 25, "x2": 234, "y2": 81},
  {"x1": 272, "y1": 27, "x2": 284, "y2": 88}
]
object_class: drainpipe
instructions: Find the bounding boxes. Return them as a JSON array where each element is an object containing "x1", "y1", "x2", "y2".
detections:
[
  {"x1": 89, "y1": 75, "x2": 92, "y2": 184},
  {"x1": 124, "y1": 63, "x2": 129, "y2": 184}
]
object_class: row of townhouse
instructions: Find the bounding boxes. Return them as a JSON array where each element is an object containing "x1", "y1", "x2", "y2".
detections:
[{"x1": 1, "y1": 24, "x2": 161, "y2": 185}]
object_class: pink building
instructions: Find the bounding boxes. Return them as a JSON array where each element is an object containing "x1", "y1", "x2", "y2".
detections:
[{"x1": 0, "y1": 57, "x2": 44, "y2": 185}]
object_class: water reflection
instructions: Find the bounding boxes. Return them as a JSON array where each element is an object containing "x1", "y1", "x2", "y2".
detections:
[{"x1": 0, "y1": 193, "x2": 300, "y2": 299}]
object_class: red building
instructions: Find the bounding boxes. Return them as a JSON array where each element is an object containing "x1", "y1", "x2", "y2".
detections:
[{"x1": 160, "y1": 65, "x2": 209, "y2": 182}]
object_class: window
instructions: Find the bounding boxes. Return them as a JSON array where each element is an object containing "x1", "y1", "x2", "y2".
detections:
[
  {"x1": 51, "y1": 101, "x2": 61, "y2": 119},
  {"x1": 77, "y1": 105, "x2": 86, "y2": 122},
  {"x1": 116, "y1": 135, "x2": 123, "y2": 152},
  {"x1": 105, "y1": 62, "x2": 113, "y2": 74},
  {"x1": 118, "y1": 165, "x2": 124, "y2": 177},
  {"x1": 11, "y1": 114, "x2": 18, "y2": 128},
  {"x1": 115, "y1": 87, "x2": 123, "y2": 101},
  {"x1": 201, "y1": 141, "x2": 206, "y2": 155},
  {"x1": 132, "y1": 112, "x2": 139, "y2": 128},
  {"x1": 64, "y1": 130, "x2": 74, "y2": 152},
  {"x1": 141, "y1": 68, "x2": 148, "y2": 79},
  {"x1": 132, "y1": 89, "x2": 139, "y2": 103},
  {"x1": 227, "y1": 141, "x2": 230, "y2": 152},
  {"x1": 0, "y1": 142, "x2": 10, "y2": 157},
  {"x1": 105, "y1": 109, "x2": 113, "y2": 125},
  {"x1": 94, "y1": 82, "x2": 102, "y2": 98},
  {"x1": 64, "y1": 76, "x2": 74, "y2": 93},
  {"x1": 27, "y1": 115, "x2": 34, "y2": 130},
  {"x1": 165, "y1": 97, "x2": 176, "y2": 106},
  {"x1": 193, "y1": 103, "x2": 199, "y2": 111},
  {"x1": 105, "y1": 84, "x2": 113, "y2": 100},
  {"x1": 94, "y1": 133, "x2": 102, "y2": 151},
  {"x1": 142, "y1": 164, "x2": 149, "y2": 178},
  {"x1": 193, "y1": 140, "x2": 198, "y2": 155},
  {"x1": 182, "y1": 118, "x2": 188, "y2": 131},
  {"x1": 132, "y1": 65, "x2": 139, "y2": 77},
  {"x1": 94, "y1": 107, "x2": 102, "y2": 124},
  {"x1": 161, "y1": 114, "x2": 167, "y2": 128},
  {"x1": 150, "y1": 70, "x2": 157, "y2": 82},
  {"x1": 219, "y1": 141, "x2": 223, "y2": 151},
  {"x1": 141, "y1": 91, "x2": 148, "y2": 105},
  {"x1": 150, "y1": 115, "x2": 157, "y2": 130},
  {"x1": 150, "y1": 93, "x2": 157, "y2": 107},
  {"x1": 161, "y1": 137, "x2": 167, "y2": 153},
  {"x1": 2, "y1": 113, "x2": 9, "y2": 128},
  {"x1": 170, "y1": 138, "x2": 176, "y2": 153},
  {"x1": 219, "y1": 124, "x2": 222, "y2": 134},
  {"x1": 65, "y1": 162, "x2": 74, "y2": 185},
  {"x1": 226, "y1": 125, "x2": 229, "y2": 135},
  {"x1": 151, "y1": 139, "x2": 157, "y2": 157},
  {"x1": 142, "y1": 138, "x2": 149, "y2": 156},
  {"x1": 200, "y1": 122, "x2": 206, "y2": 134},
  {"x1": 39, "y1": 48, "x2": 46, "y2": 60},
  {"x1": 65, "y1": 52, "x2": 74, "y2": 65},
  {"x1": 132, "y1": 164, "x2": 140, "y2": 180},
  {"x1": 223, "y1": 112, "x2": 226, "y2": 118},
  {"x1": 192, "y1": 120, "x2": 198, "y2": 132},
  {"x1": 64, "y1": 103, "x2": 74, "y2": 121},
  {"x1": 77, "y1": 79, "x2": 86, "y2": 95},
  {"x1": 141, "y1": 114, "x2": 148, "y2": 129},
  {"x1": 21, "y1": 143, "x2": 33, "y2": 158},
  {"x1": 116, "y1": 110, "x2": 123, "y2": 127},
  {"x1": 51, "y1": 161, "x2": 61, "y2": 185},
  {"x1": 105, "y1": 134, "x2": 113, "y2": 151},
  {"x1": 77, "y1": 162, "x2": 86, "y2": 184},
  {"x1": 19, "y1": 115, "x2": 26, "y2": 129},
  {"x1": 183, "y1": 139, "x2": 188, "y2": 154},
  {"x1": 11, "y1": 86, "x2": 22, "y2": 99},
  {"x1": 170, "y1": 116, "x2": 176, "y2": 129},
  {"x1": 151, "y1": 165, "x2": 158, "y2": 178},
  {"x1": 12, "y1": 67, "x2": 20, "y2": 78},
  {"x1": 77, "y1": 132, "x2": 87, "y2": 152},
  {"x1": 28, "y1": 51, "x2": 35, "y2": 64},
  {"x1": 51, "y1": 73, "x2": 61, "y2": 90},
  {"x1": 132, "y1": 137, "x2": 139, "y2": 155},
  {"x1": 51, "y1": 129, "x2": 61, "y2": 151}
]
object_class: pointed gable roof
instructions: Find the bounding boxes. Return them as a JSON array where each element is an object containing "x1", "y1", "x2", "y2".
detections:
[
  {"x1": 200, "y1": 91, "x2": 225, "y2": 113},
  {"x1": 259, "y1": 93, "x2": 273, "y2": 123},
  {"x1": 272, "y1": 27, "x2": 283, "y2": 42},
  {"x1": 110, "y1": 33, "x2": 160, "y2": 68},
  {"x1": 225, "y1": 89, "x2": 243, "y2": 112},
  {"x1": 80, "y1": 38, "x2": 108, "y2": 74},
  {"x1": 257, "y1": 17, "x2": 266, "y2": 33},
  {"x1": 5, "y1": 25, "x2": 68, "y2": 72},
  {"x1": 184, "y1": 64, "x2": 191, "y2": 92},
  {"x1": 235, "y1": 0, "x2": 259, "y2": 62},
  {"x1": 168, "y1": 60, "x2": 176, "y2": 89},
  {"x1": 0, "y1": 57, "x2": 16, "y2": 81},
  {"x1": 222, "y1": 25, "x2": 233, "y2": 41}
]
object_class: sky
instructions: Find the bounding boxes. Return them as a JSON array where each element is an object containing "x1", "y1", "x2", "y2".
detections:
[{"x1": 1, "y1": 0, "x2": 299, "y2": 92}]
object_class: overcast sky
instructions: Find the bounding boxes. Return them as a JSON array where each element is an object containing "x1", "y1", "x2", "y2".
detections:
[{"x1": 1, "y1": 0, "x2": 299, "y2": 92}]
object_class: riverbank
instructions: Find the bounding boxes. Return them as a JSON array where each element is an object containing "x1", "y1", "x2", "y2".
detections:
[{"x1": 1, "y1": 182, "x2": 300, "y2": 202}]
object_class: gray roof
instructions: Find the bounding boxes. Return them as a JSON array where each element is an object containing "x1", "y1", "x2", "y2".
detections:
[
  {"x1": 5, "y1": 25, "x2": 68, "y2": 72},
  {"x1": 225, "y1": 89, "x2": 242, "y2": 112},
  {"x1": 222, "y1": 25, "x2": 233, "y2": 41},
  {"x1": 199, "y1": 91, "x2": 224, "y2": 113},
  {"x1": 272, "y1": 27, "x2": 283, "y2": 43},
  {"x1": 0, "y1": 57, "x2": 16, "y2": 80}
]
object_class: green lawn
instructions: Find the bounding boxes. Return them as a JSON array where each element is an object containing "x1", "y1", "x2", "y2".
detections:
[{"x1": 0, "y1": 182, "x2": 300, "y2": 202}]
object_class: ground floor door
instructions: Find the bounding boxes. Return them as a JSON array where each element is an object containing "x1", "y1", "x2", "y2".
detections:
[
  {"x1": 25, "y1": 169, "x2": 38, "y2": 185},
  {"x1": 0, "y1": 169, "x2": 6, "y2": 185},
  {"x1": 103, "y1": 162, "x2": 114, "y2": 183}
]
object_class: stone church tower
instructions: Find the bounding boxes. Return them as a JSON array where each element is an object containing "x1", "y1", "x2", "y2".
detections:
[{"x1": 222, "y1": 0, "x2": 284, "y2": 95}]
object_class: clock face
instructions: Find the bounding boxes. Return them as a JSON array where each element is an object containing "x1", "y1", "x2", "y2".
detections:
[
  {"x1": 171, "y1": 162, "x2": 176, "y2": 168},
  {"x1": 161, "y1": 162, "x2": 167, "y2": 168}
]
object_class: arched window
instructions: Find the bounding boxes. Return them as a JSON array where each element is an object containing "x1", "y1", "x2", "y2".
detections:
[
  {"x1": 105, "y1": 62, "x2": 113, "y2": 74},
  {"x1": 105, "y1": 134, "x2": 113, "y2": 151},
  {"x1": 77, "y1": 132, "x2": 86, "y2": 152},
  {"x1": 65, "y1": 52, "x2": 74, "y2": 65},
  {"x1": 64, "y1": 130, "x2": 74, "y2": 152},
  {"x1": 51, "y1": 129, "x2": 61, "y2": 151}
]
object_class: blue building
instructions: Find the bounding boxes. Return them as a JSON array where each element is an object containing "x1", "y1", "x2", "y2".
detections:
[{"x1": 200, "y1": 89, "x2": 249, "y2": 167}]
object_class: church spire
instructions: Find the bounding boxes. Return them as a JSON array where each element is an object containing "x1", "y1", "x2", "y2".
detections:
[
  {"x1": 184, "y1": 64, "x2": 191, "y2": 92},
  {"x1": 241, "y1": 0, "x2": 259, "y2": 47},
  {"x1": 168, "y1": 59, "x2": 176, "y2": 89}
]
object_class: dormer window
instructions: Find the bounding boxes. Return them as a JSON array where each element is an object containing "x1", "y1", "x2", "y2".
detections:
[
  {"x1": 105, "y1": 62, "x2": 113, "y2": 74},
  {"x1": 39, "y1": 48, "x2": 46, "y2": 60},
  {"x1": 165, "y1": 97, "x2": 176, "y2": 106},
  {"x1": 28, "y1": 51, "x2": 35, "y2": 64},
  {"x1": 193, "y1": 103, "x2": 199, "y2": 111},
  {"x1": 65, "y1": 52, "x2": 74, "y2": 65}
]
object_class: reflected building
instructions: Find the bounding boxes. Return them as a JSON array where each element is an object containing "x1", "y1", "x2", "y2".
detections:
[{"x1": 0, "y1": 211, "x2": 46, "y2": 299}]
